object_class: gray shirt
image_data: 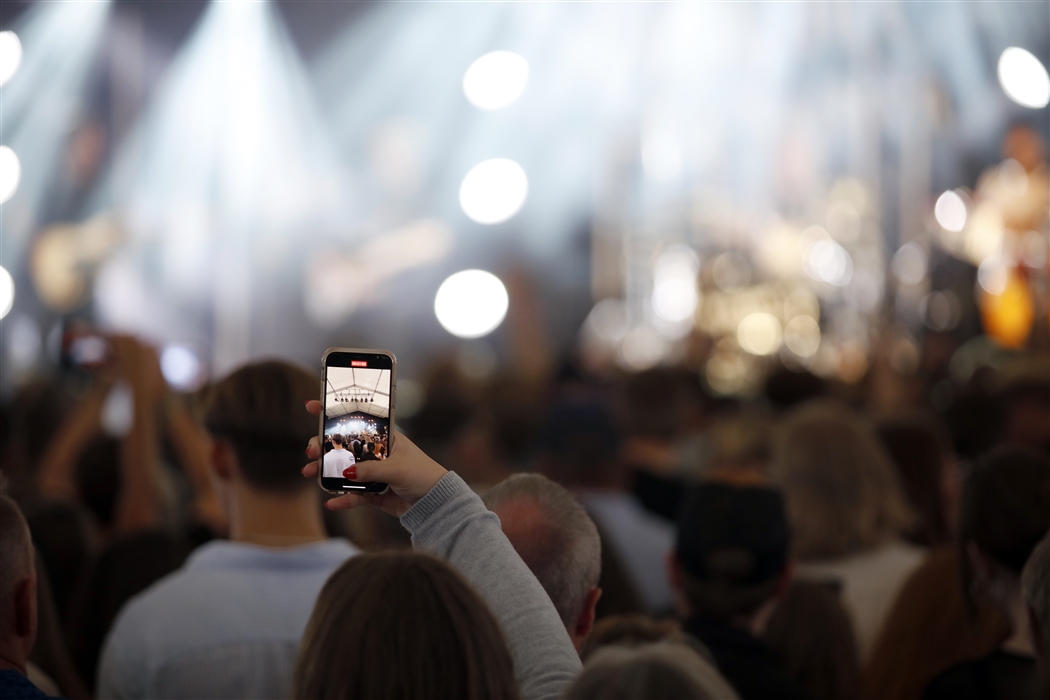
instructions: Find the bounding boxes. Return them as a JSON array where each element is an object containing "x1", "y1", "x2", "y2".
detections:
[{"x1": 401, "y1": 471, "x2": 582, "y2": 700}]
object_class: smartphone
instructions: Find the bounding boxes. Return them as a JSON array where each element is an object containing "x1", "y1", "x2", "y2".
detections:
[{"x1": 319, "y1": 348, "x2": 395, "y2": 494}]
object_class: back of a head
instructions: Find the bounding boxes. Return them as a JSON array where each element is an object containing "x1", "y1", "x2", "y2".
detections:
[
  {"x1": 538, "y1": 397, "x2": 622, "y2": 488},
  {"x1": 202, "y1": 360, "x2": 318, "y2": 492},
  {"x1": 0, "y1": 491, "x2": 33, "y2": 629},
  {"x1": 1024, "y1": 533, "x2": 1050, "y2": 662},
  {"x1": 960, "y1": 446, "x2": 1050, "y2": 575},
  {"x1": 772, "y1": 401, "x2": 913, "y2": 560},
  {"x1": 295, "y1": 552, "x2": 518, "y2": 700},
  {"x1": 484, "y1": 473, "x2": 601, "y2": 629},
  {"x1": 675, "y1": 482, "x2": 790, "y2": 621},
  {"x1": 566, "y1": 642, "x2": 739, "y2": 700}
]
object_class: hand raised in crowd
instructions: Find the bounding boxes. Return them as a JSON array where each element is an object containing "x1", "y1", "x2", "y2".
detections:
[{"x1": 301, "y1": 400, "x2": 447, "y2": 518}]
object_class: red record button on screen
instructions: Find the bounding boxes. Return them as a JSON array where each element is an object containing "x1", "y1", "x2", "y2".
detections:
[{"x1": 350, "y1": 360, "x2": 368, "y2": 367}]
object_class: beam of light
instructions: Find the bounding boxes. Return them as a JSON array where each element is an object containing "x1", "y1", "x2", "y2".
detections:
[
  {"x1": 0, "y1": 31, "x2": 22, "y2": 86},
  {"x1": 434, "y1": 269, "x2": 509, "y2": 338},
  {"x1": 90, "y1": 0, "x2": 349, "y2": 374},
  {"x1": 998, "y1": 47, "x2": 1050, "y2": 109},
  {"x1": 0, "y1": 1, "x2": 112, "y2": 270}
]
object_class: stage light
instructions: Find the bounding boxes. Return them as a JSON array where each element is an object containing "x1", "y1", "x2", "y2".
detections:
[
  {"x1": 0, "y1": 146, "x2": 21, "y2": 204},
  {"x1": 161, "y1": 344, "x2": 203, "y2": 391},
  {"x1": 934, "y1": 190, "x2": 967, "y2": 232},
  {"x1": 892, "y1": 242, "x2": 927, "y2": 286},
  {"x1": 652, "y1": 279, "x2": 697, "y2": 323},
  {"x1": 0, "y1": 31, "x2": 22, "y2": 86},
  {"x1": 459, "y1": 158, "x2": 528, "y2": 224},
  {"x1": 737, "y1": 312, "x2": 782, "y2": 356},
  {"x1": 462, "y1": 51, "x2": 529, "y2": 110},
  {"x1": 998, "y1": 47, "x2": 1050, "y2": 109},
  {"x1": 783, "y1": 315, "x2": 820, "y2": 357},
  {"x1": 977, "y1": 257, "x2": 1008, "y2": 296},
  {"x1": 0, "y1": 266, "x2": 14, "y2": 319},
  {"x1": 804, "y1": 239, "x2": 853, "y2": 286},
  {"x1": 434, "y1": 269, "x2": 509, "y2": 338}
]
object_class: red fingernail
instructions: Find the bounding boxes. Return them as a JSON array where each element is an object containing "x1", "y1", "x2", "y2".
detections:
[{"x1": 344, "y1": 466, "x2": 357, "y2": 480}]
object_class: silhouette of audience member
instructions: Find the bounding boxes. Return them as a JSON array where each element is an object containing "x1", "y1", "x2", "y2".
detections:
[
  {"x1": 98, "y1": 361, "x2": 359, "y2": 699},
  {"x1": 0, "y1": 491, "x2": 49, "y2": 699},
  {"x1": 668, "y1": 482, "x2": 810, "y2": 700},
  {"x1": 567, "y1": 642, "x2": 740, "y2": 700},
  {"x1": 295, "y1": 552, "x2": 517, "y2": 699},
  {"x1": 484, "y1": 474, "x2": 602, "y2": 651},
  {"x1": 772, "y1": 401, "x2": 921, "y2": 661},
  {"x1": 924, "y1": 446, "x2": 1050, "y2": 700},
  {"x1": 539, "y1": 398, "x2": 674, "y2": 615}
]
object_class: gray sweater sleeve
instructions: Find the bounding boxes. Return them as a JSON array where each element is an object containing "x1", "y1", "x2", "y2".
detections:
[{"x1": 401, "y1": 471, "x2": 582, "y2": 700}]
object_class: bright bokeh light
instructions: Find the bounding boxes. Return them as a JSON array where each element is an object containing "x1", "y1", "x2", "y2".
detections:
[
  {"x1": 462, "y1": 51, "x2": 529, "y2": 110},
  {"x1": 977, "y1": 257, "x2": 1008, "y2": 296},
  {"x1": 804, "y1": 239, "x2": 853, "y2": 286},
  {"x1": 0, "y1": 146, "x2": 21, "y2": 204},
  {"x1": 934, "y1": 190, "x2": 967, "y2": 232},
  {"x1": 434, "y1": 269, "x2": 509, "y2": 338},
  {"x1": 652, "y1": 246, "x2": 700, "y2": 323},
  {"x1": 737, "y1": 312, "x2": 782, "y2": 356},
  {"x1": 998, "y1": 47, "x2": 1050, "y2": 109},
  {"x1": 783, "y1": 315, "x2": 821, "y2": 357},
  {"x1": 892, "y1": 242, "x2": 927, "y2": 286},
  {"x1": 0, "y1": 31, "x2": 22, "y2": 86},
  {"x1": 586, "y1": 298, "x2": 628, "y2": 343},
  {"x1": 459, "y1": 158, "x2": 528, "y2": 224},
  {"x1": 0, "y1": 266, "x2": 14, "y2": 319},
  {"x1": 161, "y1": 344, "x2": 203, "y2": 391}
]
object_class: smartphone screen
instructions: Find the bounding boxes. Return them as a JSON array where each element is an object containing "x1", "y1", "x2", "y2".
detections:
[{"x1": 320, "y1": 349, "x2": 394, "y2": 493}]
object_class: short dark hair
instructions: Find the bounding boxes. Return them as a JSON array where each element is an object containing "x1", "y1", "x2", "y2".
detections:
[
  {"x1": 203, "y1": 361, "x2": 318, "y2": 492},
  {"x1": 294, "y1": 552, "x2": 518, "y2": 700},
  {"x1": 331, "y1": 434, "x2": 345, "y2": 447}
]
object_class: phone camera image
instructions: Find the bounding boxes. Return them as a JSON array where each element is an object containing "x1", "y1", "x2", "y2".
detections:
[{"x1": 322, "y1": 355, "x2": 392, "y2": 492}]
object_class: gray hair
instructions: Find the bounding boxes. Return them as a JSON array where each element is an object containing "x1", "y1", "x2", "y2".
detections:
[
  {"x1": 0, "y1": 489, "x2": 33, "y2": 628},
  {"x1": 484, "y1": 473, "x2": 601, "y2": 629},
  {"x1": 566, "y1": 642, "x2": 740, "y2": 700},
  {"x1": 1022, "y1": 531, "x2": 1050, "y2": 658}
]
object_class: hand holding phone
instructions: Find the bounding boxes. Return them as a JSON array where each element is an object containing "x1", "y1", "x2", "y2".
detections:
[{"x1": 303, "y1": 401, "x2": 447, "y2": 517}]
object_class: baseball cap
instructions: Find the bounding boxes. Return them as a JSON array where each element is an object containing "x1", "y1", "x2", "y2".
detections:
[{"x1": 676, "y1": 482, "x2": 790, "y2": 586}]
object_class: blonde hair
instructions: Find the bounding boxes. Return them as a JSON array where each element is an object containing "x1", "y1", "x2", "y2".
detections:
[{"x1": 771, "y1": 401, "x2": 914, "y2": 560}]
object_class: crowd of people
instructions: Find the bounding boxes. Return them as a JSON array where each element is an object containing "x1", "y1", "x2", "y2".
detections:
[{"x1": 0, "y1": 327, "x2": 1048, "y2": 700}]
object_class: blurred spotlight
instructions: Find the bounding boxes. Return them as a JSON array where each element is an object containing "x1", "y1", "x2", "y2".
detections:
[
  {"x1": 997, "y1": 47, "x2": 1050, "y2": 109},
  {"x1": 998, "y1": 159, "x2": 1028, "y2": 197},
  {"x1": 462, "y1": 51, "x2": 529, "y2": 110},
  {"x1": 966, "y1": 202, "x2": 1004, "y2": 264},
  {"x1": 585, "y1": 298, "x2": 628, "y2": 344},
  {"x1": 922, "y1": 291, "x2": 960, "y2": 332},
  {"x1": 0, "y1": 31, "x2": 21, "y2": 86},
  {"x1": 737, "y1": 312, "x2": 782, "y2": 356},
  {"x1": 891, "y1": 242, "x2": 927, "y2": 286},
  {"x1": 979, "y1": 268, "x2": 1033, "y2": 349},
  {"x1": 434, "y1": 269, "x2": 509, "y2": 338},
  {"x1": 0, "y1": 146, "x2": 21, "y2": 204},
  {"x1": 652, "y1": 245, "x2": 700, "y2": 323},
  {"x1": 0, "y1": 266, "x2": 14, "y2": 319},
  {"x1": 161, "y1": 344, "x2": 204, "y2": 391},
  {"x1": 804, "y1": 239, "x2": 853, "y2": 286},
  {"x1": 934, "y1": 190, "x2": 968, "y2": 232},
  {"x1": 620, "y1": 326, "x2": 666, "y2": 371},
  {"x1": 977, "y1": 256, "x2": 1008, "y2": 295},
  {"x1": 783, "y1": 315, "x2": 820, "y2": 357},
  {"x1": 459, "y1": 158, "x2": 528, "y2": 224}
]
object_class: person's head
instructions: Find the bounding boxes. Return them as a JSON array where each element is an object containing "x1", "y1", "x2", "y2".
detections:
[
  {"x1": 331, "y1": 434, "x2": 345, "y2": 448},
  {"x1": 771, "y1": 401, "x2": 914, "y2": 560},
  {"x1": 294, "y1": 552, "x2": 518, "y2": 700},
  {"x1": 202, "y1": 360, "x2": 318, "y2": 496},
  {"x1": 565, "y1": 642, "x2": 739, "y2": 700},
  {"x1": 877, "y1": 413, "x2": 958, "y2": 547},
  {"x1": 483, "y1": 473, "x2": 602, "y2": 650},
  {"x1": 960, "y1": 446, "x2": 1050, "y2": 610},
  {"x1": 580, "y1": 615, "x2": 706, "y2": 663},
  {"x1": 0, "y1": 491, "x2": 37, "y2": 674},
  {"x1": 1022, "y1": 532, "x2": 1050, "y2": 666},
  {"x1": 365, "y1": 442, "x2": 375, "y2": 454},
  {"x1": 538, "y1": 398, "x2": 623, "y2": 489},
  {"x1": 670, "y1": 482, "x2": 791, "y2": 626}
]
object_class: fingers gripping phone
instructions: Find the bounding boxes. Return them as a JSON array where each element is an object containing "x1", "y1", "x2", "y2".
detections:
[{"x1": 319, "y1": 349, "x2": 395, "y2": 494}]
